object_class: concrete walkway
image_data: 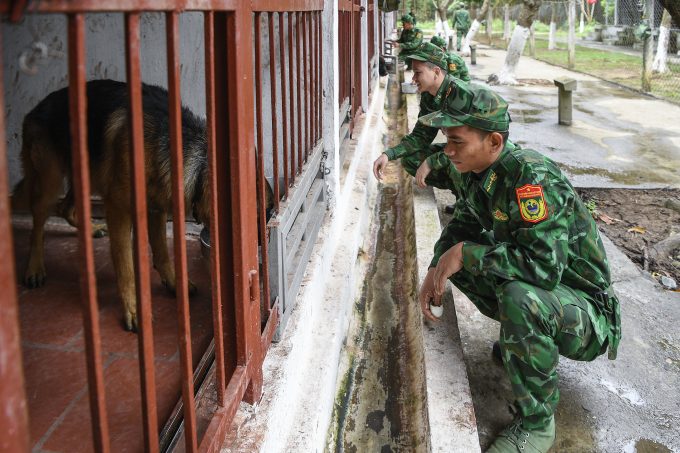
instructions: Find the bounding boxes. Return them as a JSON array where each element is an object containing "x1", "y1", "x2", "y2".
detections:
[{"x1": 409, "y1": 42, "x2": 680, "y2": 451}]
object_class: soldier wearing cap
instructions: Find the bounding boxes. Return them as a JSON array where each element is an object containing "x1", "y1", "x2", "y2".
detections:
[
  {"x1": 373, "y1": 43, "x2": 460, "y2": 197},
  {"x1": 452, "y1": 3, "x2": 471, "y2": 51},
  {"x1": 386, "y1": 14, "x2": 423, "y2": 67},
  {"x1": 431, "y1": 35, "x2": 471, "y2": 83},
  {"x1": 417, "y1": 83, "x2": 621, "y2": 452}
]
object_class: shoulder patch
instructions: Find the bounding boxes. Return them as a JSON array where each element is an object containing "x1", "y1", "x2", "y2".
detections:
[
  {"x1": 416, "y1": 32, "x2": 422, "y2": 38},
  {"x1": 516, "y1": 184, "x2": 547, "y2": 223},
  {"x1": 449, "y1": 63, "x2": 456, "y2": 72}
]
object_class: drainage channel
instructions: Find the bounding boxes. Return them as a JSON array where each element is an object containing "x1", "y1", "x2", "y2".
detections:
[{"x1": 328, "y1": 73, "x2": 430, "y2": 453}]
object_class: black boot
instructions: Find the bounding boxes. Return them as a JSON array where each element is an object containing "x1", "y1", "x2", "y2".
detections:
[
  {"x1": 492, "y1": 340, "x2": 502, "y2": 361},
  {"x1": 444, "y1": 204, "x2": 455, "y2": 214}
]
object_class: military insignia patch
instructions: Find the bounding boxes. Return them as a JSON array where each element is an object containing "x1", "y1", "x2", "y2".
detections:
[
  {"x1": 417, "y1": 32, "x2": 422, "y2": 38},
  {"x1": 493, "y1": 209, "x2": 508, "y2": 221},
  {"x1": 516, "y1": 184, "x2": 547, "y2": 223},
  {"x1": 449, "y1": 63, "x2": 456, "y2": 72}
]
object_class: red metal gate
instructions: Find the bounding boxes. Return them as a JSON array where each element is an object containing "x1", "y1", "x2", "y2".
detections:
[
  {"x1": 0, "y1": 1, "x2": 323, "y2": 452},
  {"x1": 338, "y1": 0, "x2": 363, "y2": 135}
]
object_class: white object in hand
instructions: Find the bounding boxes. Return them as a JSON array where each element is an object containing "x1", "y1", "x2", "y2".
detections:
[{"x1": 430, "y1": 304, "x2": 443, "y2": 318}]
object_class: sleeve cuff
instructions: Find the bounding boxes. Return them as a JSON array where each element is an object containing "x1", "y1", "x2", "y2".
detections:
[
  {"x1": 462, "y1": 241, "x2": 486, "y2": 275},
  {"x1": 384, "y1": 148, "x2": 398, "y2": 161}
]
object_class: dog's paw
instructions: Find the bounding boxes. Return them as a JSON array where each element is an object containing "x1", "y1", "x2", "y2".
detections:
[
  {"x1": 124, "y1": 311, "x2": 138, "y2": 333},
  {"x1": 24, "y1": 267, "x2": 46, "y2": 289},
  {"x1": 161, "y1": 278, "x2": 176, "y2": 295},
  {"x1": 188, "y1": 279, "x2": 198, "y2": 296},
  {"x1": 92, "y1": 223, "x2": 108, "y2": 238}
]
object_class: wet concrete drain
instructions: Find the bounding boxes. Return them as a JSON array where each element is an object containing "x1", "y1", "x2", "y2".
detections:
[{"x1": 328, "y1": 75, "x2": 430, "y2": 452}]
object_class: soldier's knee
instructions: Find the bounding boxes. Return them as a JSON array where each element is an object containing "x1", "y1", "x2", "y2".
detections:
[
  {"x1": 400, "y1": 154, "x2": 421, "y2": 176},
  {"x1": 497, "y1": 280, "x2": 535, "y2": 317}
]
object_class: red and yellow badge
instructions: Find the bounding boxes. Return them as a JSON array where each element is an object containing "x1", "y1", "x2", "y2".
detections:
[
  {"x1": 416, "y1": 32, "x2": 422, "y2": 38},
  {"x1": 449, "y1": 63, "x2": 456, "y2": 72},
  {"x1": 516, "y1": 184, "x2": 547, "y2": 223}
]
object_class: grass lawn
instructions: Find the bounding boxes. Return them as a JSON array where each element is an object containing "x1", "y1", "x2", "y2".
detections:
[{"x1": 481, "y1": 37, "x2": 680, "y2": 102}]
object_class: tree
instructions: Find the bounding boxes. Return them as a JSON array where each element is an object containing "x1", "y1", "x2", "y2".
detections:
[
  {"x1": 487, "y1": 0, "x2": 543, "y2": 85},
  {"x1": 548, "y1": 2, "x2": 557, "y2": 50},
  {"x1": 657, "y1": 0, "x2": 680, "y2": 28},
  {"x1": 460, "y1": 0, "x2": 493, "y2": 55},
  {"x1": 653, "y1": 9, "x2": 672, "y2": 74},
  {"x1": 434, "y1": 0, "x2": 456, "y2": 48}
]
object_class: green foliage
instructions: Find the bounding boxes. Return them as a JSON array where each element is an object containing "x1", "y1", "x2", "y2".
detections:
[{"x1": 584, "y1": 197, "x2": 600, "y2": 216}]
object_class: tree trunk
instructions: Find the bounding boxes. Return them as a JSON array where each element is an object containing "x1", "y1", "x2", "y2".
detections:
[
  {"x1": 461, "y1": 0, "x2": 492, "y2": 56},
  {"x1": 504, "y1": 5, "x2": 512, "y2": 42},
  {"x1": 487, "y1": 5, "x2": 493, "y2": 44},
  {"x1": 568, "y1": 0, "x2": 575, "y2": 69},
  {"x1": 548, "y1": 2, "x2": 557, "y2": 50},
  {"x1": 579, "y1": 0, "x2": 584, "y2": 33},
  {"x1": 657, "y1": 0, "x2": 680, "y2": 30},
  {"x1": 642, "y1": 0, "x2": 654, "y2": 91},
  {"x1": 488, "y1": 0, "x2": 543, "y2": 85},
  {"x1": 530, "y1": 21, "x2": 535, "y2": 57},
  {"x1": 653, "y1": 9, "x2": 672, "y2": 73},
  {"x1": 436, "y1": 0, "x2": 455, "y2": 50}
]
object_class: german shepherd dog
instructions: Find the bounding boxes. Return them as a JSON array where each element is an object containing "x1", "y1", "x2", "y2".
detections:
[{"x1": 13, "y1": 79, "x2": 272, "y2": 332}]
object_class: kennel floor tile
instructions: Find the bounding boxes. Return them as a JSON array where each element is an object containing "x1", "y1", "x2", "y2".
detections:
[{"x1": 13, "y1": 220, "x2": 214, "y2": 453}]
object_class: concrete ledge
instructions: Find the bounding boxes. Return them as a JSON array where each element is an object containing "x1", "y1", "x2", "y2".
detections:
[{"x1": 413, "y1": 185, "x2": 481, "y2": 452}]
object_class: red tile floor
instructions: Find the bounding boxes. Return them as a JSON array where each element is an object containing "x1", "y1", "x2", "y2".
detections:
[{"x1": 12, "y1": 217, "x2": 214, "y2": 453}]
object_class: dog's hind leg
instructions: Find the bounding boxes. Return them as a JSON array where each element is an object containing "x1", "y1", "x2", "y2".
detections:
[
  {"x1": 148, "y1": 211, "x2": 197, "y2": 296},
  {"x1": 105, "y1": 204, "x2": 139, "y2": 332},
  {"x1": 56, "y1": 187, "x2": 109, "y2": 238},
  {"x1": 23, "y1": 150, "x2": 63, "y2": 289}
]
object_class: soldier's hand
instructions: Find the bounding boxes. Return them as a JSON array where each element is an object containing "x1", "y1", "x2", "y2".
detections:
[
  {"x1": 434, "y1": 242, "x2": 464, "y2": 296},
  {"x1": 415, "y1": 160, "x2": 431, "y2": 188},
  {"x1": 419, "y1": 268, "x2": 441, "y2": 322},
  {"x1": 373, "y1": 153, "x2": 389, "y2": 181}
]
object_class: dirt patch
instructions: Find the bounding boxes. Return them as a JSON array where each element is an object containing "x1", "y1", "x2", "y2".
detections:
[{"x1": 578, "y1": 187, "x2": 680, "y2": 286}]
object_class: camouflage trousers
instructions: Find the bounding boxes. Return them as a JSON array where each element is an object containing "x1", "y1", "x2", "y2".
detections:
[
  {"x1": 456, "y1": 28, "x2": 469, "y2": 50},
  {"x1": 450, "y1": 260, "x2": 609, "y2": 430}
]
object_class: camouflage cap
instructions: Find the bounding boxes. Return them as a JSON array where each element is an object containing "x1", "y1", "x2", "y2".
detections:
[
  {"x1": 419, "y1": 83, "x2": 510, "y2": 132},
  {"x1": 430, "y1": 35, "x2": 447, "y2": 49},
  {"x1": 401, "y1": 14, "x2": 414, "y2": 23},
  {"x1": 398, "y1": 42, "x2": 447, "y2": 70}
]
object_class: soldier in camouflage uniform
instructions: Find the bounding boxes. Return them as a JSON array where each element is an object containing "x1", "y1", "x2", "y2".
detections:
[
  {"x1": 390, "y1": 14, "x2": 423, "y2": 67},
  {"x1": 373, "y1": 44, "x2": 460, "y2": 193},
  {"x1": 417, "y1": 83, "x2": 621, "y2": 453},
  {"x1": 431, "y1": 35, "x2": 471, "y2": 83},
  {"x1": 452, "y1": 3, "x2": 471, "y2": 51}
]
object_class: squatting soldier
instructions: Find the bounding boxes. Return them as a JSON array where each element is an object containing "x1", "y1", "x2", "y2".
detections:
[
  {"x1": 417, "y1": 83, "x2": 621, "y2": 452},
  {"x1": 452, "y1": 3, "x2": 471, "y2": 51},
  {"x1": 388, "y1": 14, "x2": 423, "y2": 68},
  {"x1": 409, "y1": 8, "x2": 417, "y2": 24},
  {"x1": 372, "y1": 43, "x2": 459, "y2": 195},
  {"x1": 431, "y1": 35, "x2": 471, "y2": 83}
]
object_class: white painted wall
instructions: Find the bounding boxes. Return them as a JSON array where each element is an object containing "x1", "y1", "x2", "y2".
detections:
[{"x1": 2, "y1": 12, "x2": 207, "y2": 188}]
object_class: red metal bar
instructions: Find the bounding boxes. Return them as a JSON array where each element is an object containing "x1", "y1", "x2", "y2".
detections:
[
  {"x1": 225, "y1": 2, "x2": 261, "y2": 407},
  {"x1": 268, "y1": 13, "x2": 280, "y2": 215},
  {"x1": 0, "y1": 0, "x2": 241, "y2": 14},
  {"x1": 166, "y1": 11, "x2": 198, "y2": 453},
  {"x1": 279, "y1": 12, "x2": 290, "y2": 198},
  {"x1": 0, "y1": 30, "x2": 30, "y2": 453},
  {"x1": 212, "y1": 10, "x2": 239, "y2": 406},
  {"x1": 204, "y1": 10, "x2": 226, "y2": 406},
  {"x1": 295, "y1": 12, "x2": 302, "y2": 173},
  {"x1": 288, "y1": 12, "x2": 296, "y2": 184},
  {"x1": 124, "y1": 13, "x2": 159, "y2": 453},
  {"x1": 302, "y1": 11, "x2": 309, "y2": 162},
  {"x1": 316, "y1": 11, "x2": 321, "y2": 143},
  {"x1": 67, "y1": 14, "x2": 111, "y2": 453},
  {"x1": 309, "y1": 12, "x2": 315, "y2": 146}
]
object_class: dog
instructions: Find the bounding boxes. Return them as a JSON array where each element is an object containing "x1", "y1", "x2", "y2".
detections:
[{"x1": 13, "y1": 79, "x2": 273, "y2": 332}]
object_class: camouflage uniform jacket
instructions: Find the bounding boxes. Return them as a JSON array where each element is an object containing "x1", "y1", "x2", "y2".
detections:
[
  {"x1": 452, "y1": 9, "x2": 471, "y2": 30},
  {"x1": 384, "y1": 75, "x2": 458, "y2": 162},
  {"x1": 431, "y1": 140, "x2": 621, "y2": 358},
  {"x1": 398, "y1": 26, "x2": 424, "y2": 53},
  {"x1": 446, "y1": 50, "x2": 471, "y2": 82}
]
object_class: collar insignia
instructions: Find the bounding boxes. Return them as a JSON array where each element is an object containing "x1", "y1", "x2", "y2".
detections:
[{"x1": 487, "y1": 173, "x2": 497, "y2": 192}]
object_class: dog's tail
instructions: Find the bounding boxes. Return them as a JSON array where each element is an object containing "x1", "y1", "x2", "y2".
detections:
[{"x1": 11, "y1": 178, "x2": 30, "y2": 212}]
